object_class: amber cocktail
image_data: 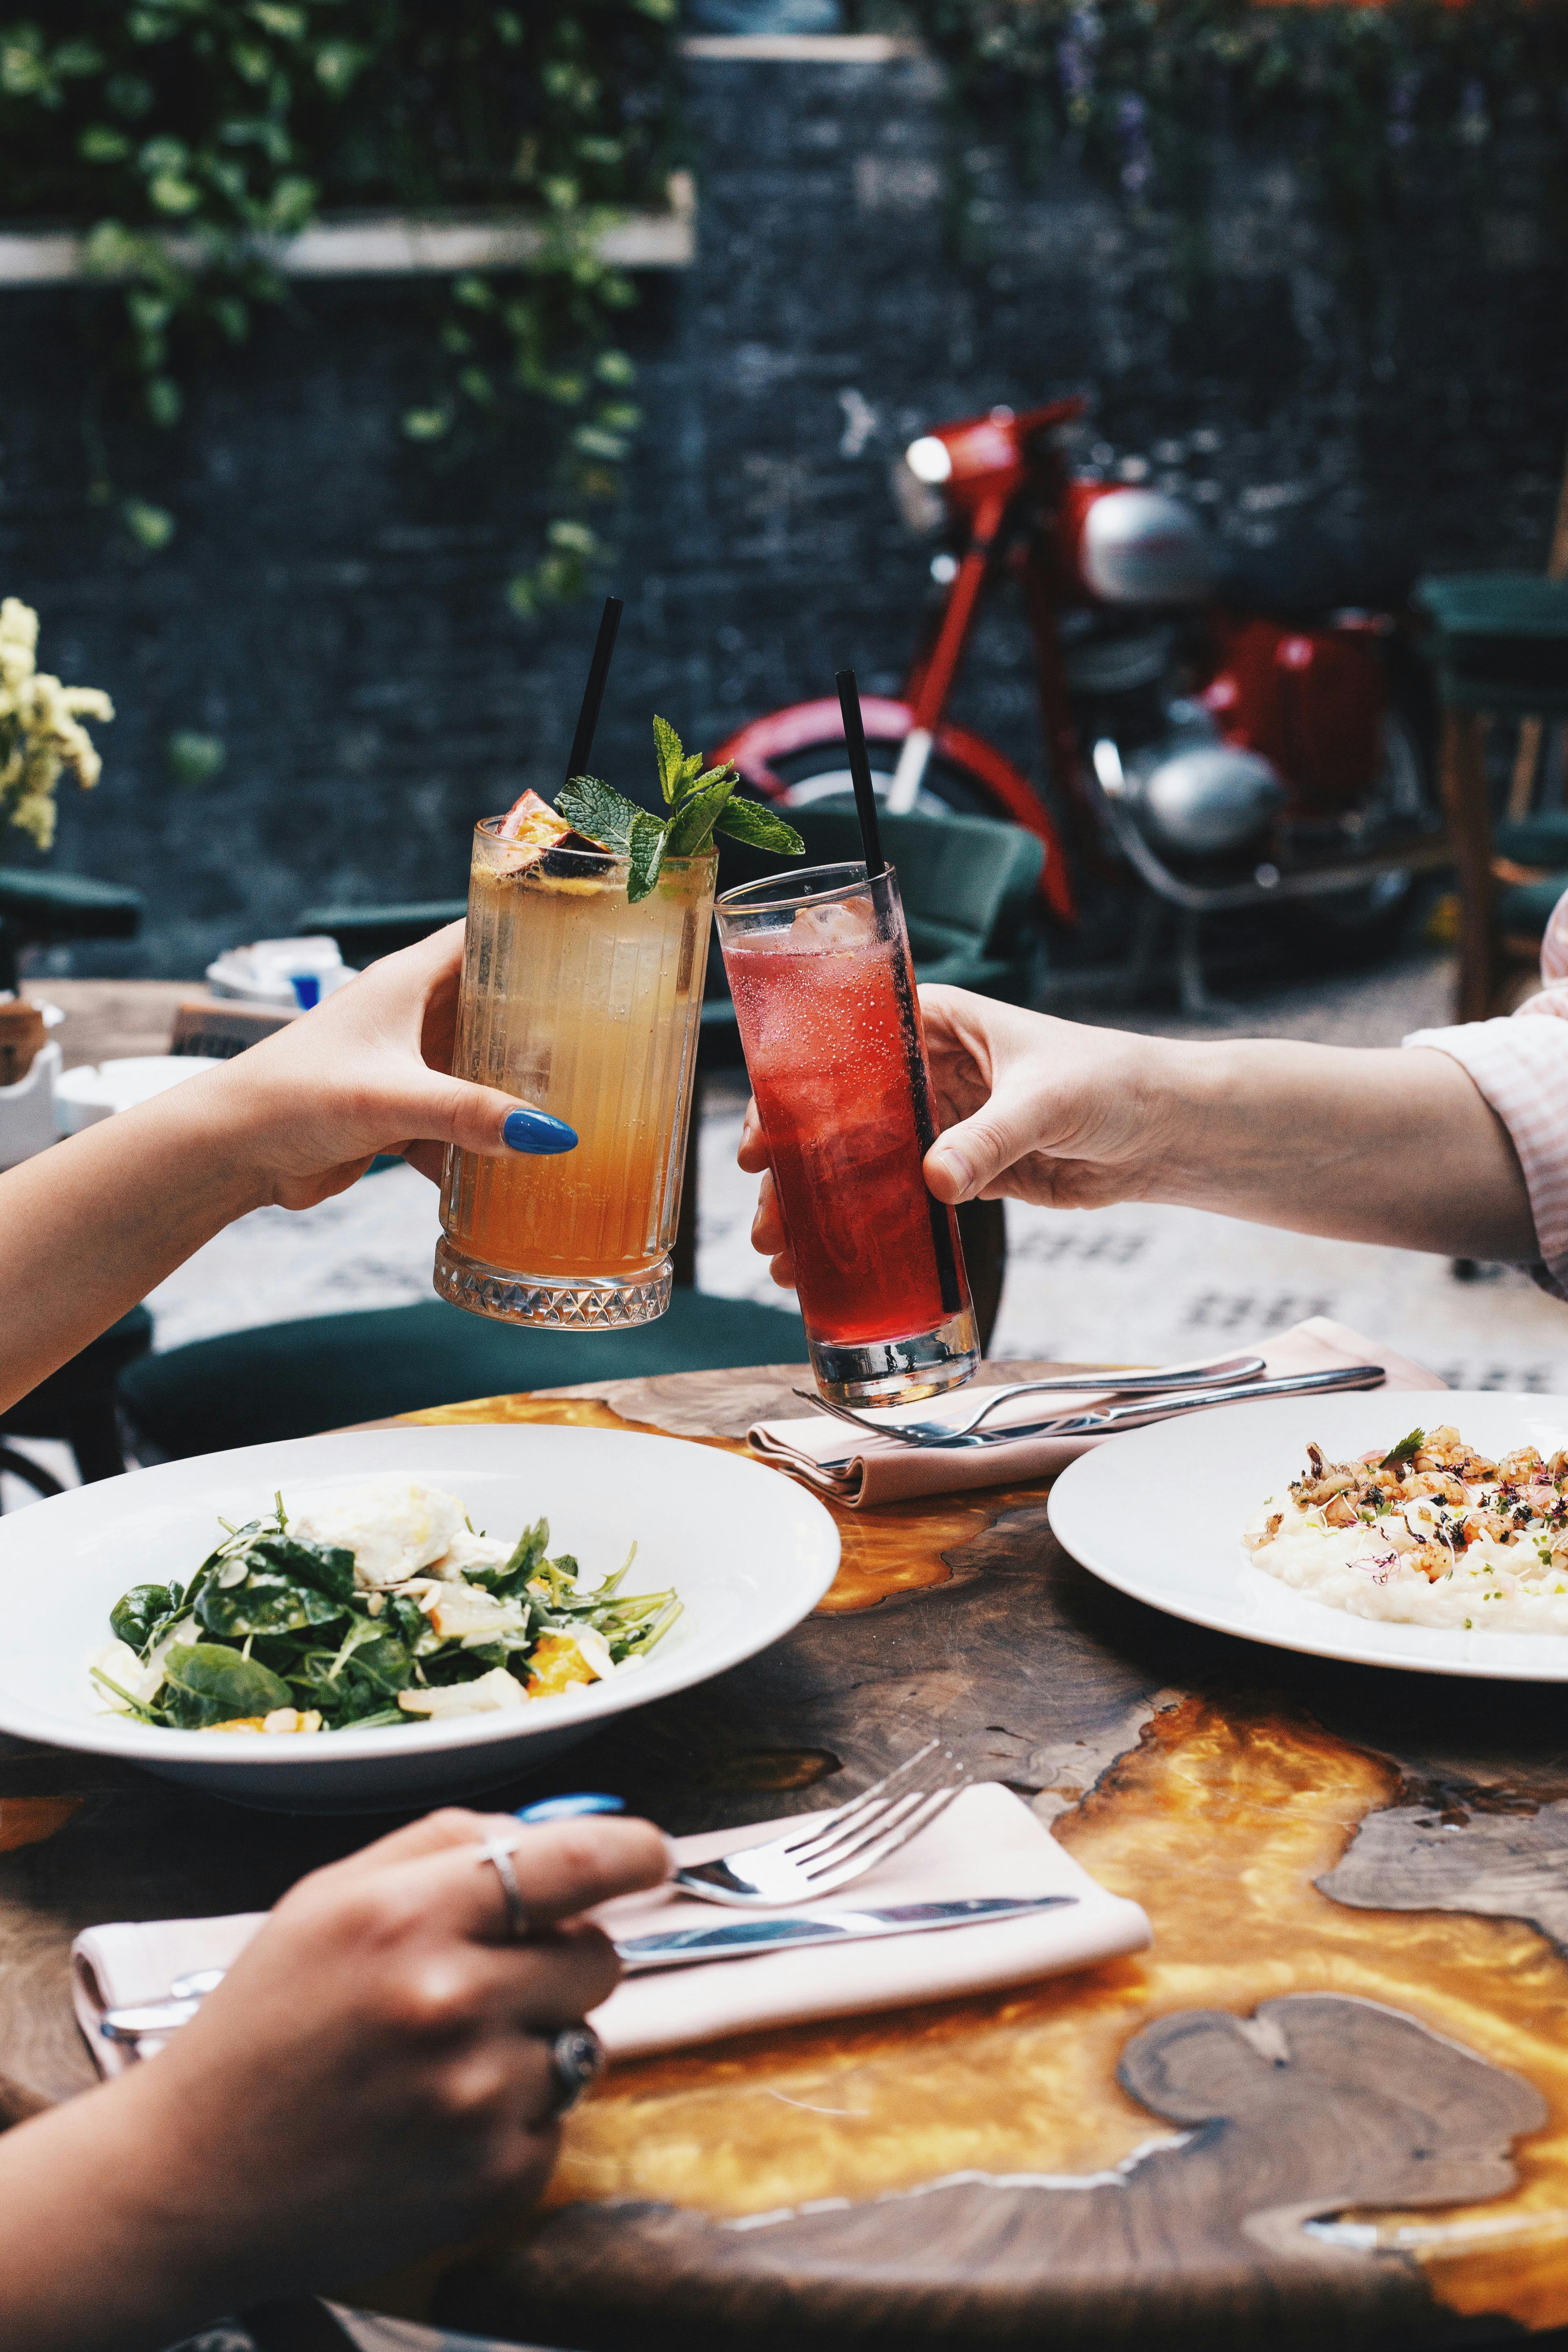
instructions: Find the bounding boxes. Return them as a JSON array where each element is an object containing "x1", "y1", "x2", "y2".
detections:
[{"x1": 437, "y1": 820, "x2": 716, "y2": 1327}]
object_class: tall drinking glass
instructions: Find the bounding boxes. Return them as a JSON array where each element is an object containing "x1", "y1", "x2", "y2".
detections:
[
  {"x1": 716, "y1": 859, "x2": 979, "y2": 1406},
  {"x1": 437, "y1": 819, "x2": 716, "y2": 1327}
]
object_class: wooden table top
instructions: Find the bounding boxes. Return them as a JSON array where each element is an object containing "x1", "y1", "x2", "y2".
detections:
[
  {"x1": 6, "y1": 1363, "x2": 1568, "y2": 2349},
  {"x1": 22, "y1": 978, "x2": 208, "y2": 1070}
]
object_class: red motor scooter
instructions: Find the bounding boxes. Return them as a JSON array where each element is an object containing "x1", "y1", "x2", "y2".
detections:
[{"x1": 713, "y1": 397, "x2": 1443, "y2": 1011}]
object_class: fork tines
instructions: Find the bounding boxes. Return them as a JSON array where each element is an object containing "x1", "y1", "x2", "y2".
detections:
[{"x1": 779, "y1": 1740, "x2": 970, "y2": 1888}]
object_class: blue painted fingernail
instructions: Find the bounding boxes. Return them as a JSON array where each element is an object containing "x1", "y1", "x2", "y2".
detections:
[
  {"x1": 503, "y1": 1107, "x2": 578, "y2": 1155},
  {"x1": 514, "y1": 1793, "x2": 626, "y2": 1823}
]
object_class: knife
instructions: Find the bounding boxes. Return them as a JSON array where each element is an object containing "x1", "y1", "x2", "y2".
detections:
[
  {"x1": 614, "y1": 1893, "x2": 1076, "y2": 1973},
  {"x1": 98, "y1": 1895, "x2": 1078, "y2": 2037},
  {"x1": 816, "y1": 1362, "x2": 1386, "y2": 1469}
]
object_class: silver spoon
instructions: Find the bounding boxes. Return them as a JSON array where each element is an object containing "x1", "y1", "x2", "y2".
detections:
[{"x1": 796, "y1": 1352, "x2": 1267, "y2": 1449}]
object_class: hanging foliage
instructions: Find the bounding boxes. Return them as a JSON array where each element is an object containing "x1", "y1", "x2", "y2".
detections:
[
  {"x1": 0, "y1": 0, "x2": 677, "y2": 614},
  {"x1": 898, "y1": 0, "x2": 1568, "y2": 272}
]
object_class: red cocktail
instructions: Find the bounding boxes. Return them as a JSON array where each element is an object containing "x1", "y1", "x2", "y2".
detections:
[{"x1": 717, "y1": 861, "x2": 978, "y2": 1405}]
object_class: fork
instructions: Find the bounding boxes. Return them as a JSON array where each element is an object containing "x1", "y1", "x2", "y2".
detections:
[
  {"x1": 799, "y1": 1350, "x2": 1267, "y2": 1449},
  {"x1": 811, "y1": 1362, "x2": 1388, "y2": 1472},
  {"x1": 675, "y1": 1739, "x2": 971, "y2": 1907}
]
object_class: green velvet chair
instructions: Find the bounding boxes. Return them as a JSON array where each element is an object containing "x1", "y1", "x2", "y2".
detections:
[
  {"x1": 0, "y1": 867, "x2": 143, "y2": 991},
  {"x1": 697, "y1": 803, "x2": 1045, "y2": 1072},
  {"x1": 1414, "y1": 574, "x2": 1568, "y2": 1020},
  {"x1": 118, "y1": 1289, "x2": 807, "y2": 1460},
  {"x1": 1, "y1": 1306, "x2": 151, "y2": 1500},
  {"x1": 296, "y1": 900, "x2": 466, "y2": 963}
]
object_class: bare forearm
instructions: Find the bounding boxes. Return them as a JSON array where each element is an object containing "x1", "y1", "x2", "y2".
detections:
[
  {"x1": 0, "y1": 2080, "x2": 245, "y2": 2352},
  {"x1": 1144, "y1": 1039, "x2": 1537, "y2": 1261},
  {"x1": 0, "y1": 1070, "x2": 261, "y2": 1412}
]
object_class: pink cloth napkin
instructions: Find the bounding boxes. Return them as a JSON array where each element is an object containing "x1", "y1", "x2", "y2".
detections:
[
  {"x1": 72, "y1": 1784, "x2": 1148, "y2": 2075},
  {"x1": 746, "y1": 1316, "x2": 1444, "y2": 1506}
]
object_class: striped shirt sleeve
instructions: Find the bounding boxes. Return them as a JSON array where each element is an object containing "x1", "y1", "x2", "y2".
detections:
[{"x1": 1404, "y1": 884, "x2": 1568, "y2": 1296}]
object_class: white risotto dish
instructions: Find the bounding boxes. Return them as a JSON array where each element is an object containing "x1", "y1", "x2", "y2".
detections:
[{"x1": 1243, "y1": 1423, "x2": 1568, "y2": 1633}]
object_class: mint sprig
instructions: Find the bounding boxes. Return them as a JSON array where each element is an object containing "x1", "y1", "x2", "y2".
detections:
[{"x1": 558, "y1": 717, "x2": 804, "y2": 902}]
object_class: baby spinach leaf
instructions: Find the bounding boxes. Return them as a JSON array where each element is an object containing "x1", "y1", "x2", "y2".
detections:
[
  {"x1": 345, "y1": 1631, "x2": 413, "y2": 1696},
  {"x1": 321, "y1": 1615, "x2": 412, "y2": 1696},
  {"x1": 196, "y1": 1572, "x2": 345, "y2": 1640},
  {"x1": 247, "y1": 1534, "x2": 357, "y2": 1603},
  {"x1": 160, "y1": 1643, "x2": 292, "y2": 1725},
  {"x1": 111, "y1": 1584, "x2": 177, "y2": 1653}
]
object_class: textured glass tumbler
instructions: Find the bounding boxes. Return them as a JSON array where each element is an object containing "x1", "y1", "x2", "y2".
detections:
[
  {"x1": 437, "y1": 822, "x2": 716, "y2": 1328},
  {"x1": 717, "y1": 859, "x2": 978, "y2": 1406}
]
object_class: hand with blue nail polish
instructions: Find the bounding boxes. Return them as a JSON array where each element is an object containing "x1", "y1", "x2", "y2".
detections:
[
  {"x1": 0, "y1": 920, "x2": 585, "y2": 1419},
  {"x1": 514, "y1": 1792, "x2": 626, "y2": 1823},
  {"x1": 504, "y1": 1107, "x2": 579, "y2": 1156}
]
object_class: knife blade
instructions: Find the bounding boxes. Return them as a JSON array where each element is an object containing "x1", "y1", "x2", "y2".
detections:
[
  {"x1": 613, "y1": 1893, "x2": 1076, "y2": 1973},
  {"x1": 97, "y1": 1895, "x2": 1080, "y2": 2039}
]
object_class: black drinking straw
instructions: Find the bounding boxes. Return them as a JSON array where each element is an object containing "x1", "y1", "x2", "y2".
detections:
[
  {"x1": 564, "y1": 595, "x2": 624, "y2": 784},
  {"x1": 835, "y1": 668, "x2": 885, "y2": 876},
  {"x1": 833, "y1": 669, "x2": 962, "y2": 1315}
]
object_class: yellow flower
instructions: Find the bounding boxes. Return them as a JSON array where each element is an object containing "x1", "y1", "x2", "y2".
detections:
[{"x1": 0, "y1": 600, "x2": 113, "y2": 850}]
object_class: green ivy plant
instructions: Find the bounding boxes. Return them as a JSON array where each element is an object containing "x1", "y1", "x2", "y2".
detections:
[
  {"x1": 898, "y1": 0, "x2": 1568, "y2": 287},
  {"x1": 0, "y1": 0, "x2": 677, "y2": 615}
]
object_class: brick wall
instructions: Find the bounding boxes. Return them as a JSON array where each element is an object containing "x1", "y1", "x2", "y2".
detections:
[{"x1": 2, "y1": 51, "x2": 1562, "y2": 975}]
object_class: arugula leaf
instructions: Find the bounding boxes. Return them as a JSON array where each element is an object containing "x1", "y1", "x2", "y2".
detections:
[
  {"x1": 468, "y1": 1516, "x2": 548, "y2": 1600},
  {"x1": 1380, "y1": 1428, "x2": 1425, "y2": 1470},
  {"x1": 90, "y1": 1666, "x2": 162, "y2": 1726},
  {"x1": 713, "y1": 795, "x2": 805, "y2": 855}
]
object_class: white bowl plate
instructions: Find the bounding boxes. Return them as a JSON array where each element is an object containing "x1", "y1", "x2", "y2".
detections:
[
  {"x1": 1047, "y1": 1389, "x2": 1568, "y2": 1682},
  {"x1": 0, "y1": 1423, "x2": 840, "y2": 1809}
]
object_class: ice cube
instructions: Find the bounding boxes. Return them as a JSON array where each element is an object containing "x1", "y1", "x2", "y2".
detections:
[{"x1": 794, "y1": 896, "x2": 879, "y2": 952}]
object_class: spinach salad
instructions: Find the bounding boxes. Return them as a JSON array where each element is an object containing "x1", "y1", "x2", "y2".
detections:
[{"x1": 90, "y1": 1478, "x2": 679, "y2": 1734}]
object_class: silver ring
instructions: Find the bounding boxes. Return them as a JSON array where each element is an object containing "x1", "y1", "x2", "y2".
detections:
[
  {"x1": 548, "y1": 2022, "x2": 604, "y2": 2116},
  {"x1": 476, "y1": 1834, "x2": 529, "y2": 1940}
]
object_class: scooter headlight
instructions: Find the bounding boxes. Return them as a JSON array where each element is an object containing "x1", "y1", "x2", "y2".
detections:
[
  {"x1": 890, "y1": 457, "x2": 947, "y2": 538},
  {"x1": 905, "y1": 435, "x2": 953, "y2": 485}
]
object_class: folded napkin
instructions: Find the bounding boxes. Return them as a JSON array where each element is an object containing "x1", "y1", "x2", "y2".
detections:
[
  {"x1": 73, "y1": 1784, "x2": 1148, "y2": 2076},
  {"x1": 747, "y1": 1315, "x2": 1443, "y2": 1506}
]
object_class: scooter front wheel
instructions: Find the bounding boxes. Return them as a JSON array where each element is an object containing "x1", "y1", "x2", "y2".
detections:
[{"x1": 766, "y1": 738, "x2": 997, "y2": 819}]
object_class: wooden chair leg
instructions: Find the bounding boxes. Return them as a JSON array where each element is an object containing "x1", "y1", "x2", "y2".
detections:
[
  {"x1": 671, "y1": 1065, "x2": 704, "y2": 1290},
  {"x1": 1439, "y1": 708, "x2": 1496, "y2": 1022},
  {"x1": 1510, "y1": 716, "x2": 1545, "y2": 821},
  {"x1": 955, "y1": 1196, "x2": 1006, "y2": 1354}
]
